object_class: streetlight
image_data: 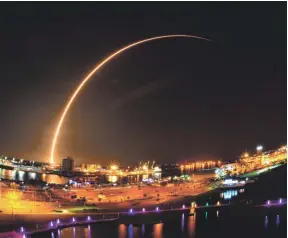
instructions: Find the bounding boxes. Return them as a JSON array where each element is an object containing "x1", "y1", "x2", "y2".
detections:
[
  {"x1": 110, "y1": 165, "x2": 118, "y2": 171},
  {"x1": 256, "y1": 145, "x2": 263, "y2": 151},
  {"x1": 256, "y1": 145, "x2": 264, "y2": 165},
  {"x1": 243, "y1": 152, "x2": 249, "y2": 158}
]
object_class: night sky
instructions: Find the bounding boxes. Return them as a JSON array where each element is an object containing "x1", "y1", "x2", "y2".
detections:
[{"x1": 0, "y1": 2, "x2": 286, "y2": 165}]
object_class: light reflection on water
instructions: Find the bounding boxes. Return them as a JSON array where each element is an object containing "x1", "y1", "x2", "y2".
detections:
[
  {"x1": 181, "y1": 213, "x2": 185, "y2": 232},
  {"x1": 87, "y1": 225, "x2": 91, "y2": 238},
  {"x1": 265, "y1": 216, "x2": 269, "y2": 228},
  {"x1": 46, "y1": 213, "x2": 281, "y2": 238},
  {"x1": 0, "y1": 168, "x2": 69, "y2": 184},
  {"x1": 128, "y1": 224, "x2": 133, "y2": 238},
  {"x1": 141, "y1": 224, "x2": 145, "y2": 236},
  {"x1": 276, "y1": 215, "x2": 280, "y2": 228},
  {"x1": 1, "y1": 168, "x2": 160, "y2": 186},
  {"x1": 153, "y1": 223, "x2": 163, "y2": 238},
  {"x1": 220, "y1": 190, "x2": 239, "y2": 200},
  {"x1": 187, "y1": 213, "x2": 196, "y2": 238},
  {"x1": 118, "y1": 224, "x2": 126, "y2": 238},
  {"x1": 72, "y1": 227, "x2": 76, "y2": 238}
]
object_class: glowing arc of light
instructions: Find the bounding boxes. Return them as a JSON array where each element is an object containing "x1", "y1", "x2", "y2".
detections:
[{"x1": 50, "y1": 34, "x2": 212, "y2": 163}]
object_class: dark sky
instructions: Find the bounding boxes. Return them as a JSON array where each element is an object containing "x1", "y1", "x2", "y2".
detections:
[{"x1": 0, "y1": 2, "x2": 286, "y2": 165}]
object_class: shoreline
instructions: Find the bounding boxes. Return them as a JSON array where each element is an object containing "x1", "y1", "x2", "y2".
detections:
[
  {"x1": 0, "y1": 164, "x2": 286, "y2": 235},
  {"x1": 0, "y1": 185, "x2": 216, "y2": 230}
]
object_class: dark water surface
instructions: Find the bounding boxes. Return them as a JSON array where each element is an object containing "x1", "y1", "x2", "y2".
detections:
[{"x1": 33, "y1": 207, "x2": 286, "y2": 238}]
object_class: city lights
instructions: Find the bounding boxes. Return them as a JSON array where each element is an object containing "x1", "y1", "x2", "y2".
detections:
[
  {"x1": 110, "y1": 165, "x2": 118, "y2": 171},
  {"x1": 256, "y1": 145, "x2": 263, "y2": 151},
  {"x1": 0, "y1": 146, "x2": 285, "y2": 235},
  {"x1": 0, "y1": 5, "x2": 286, "y2": 238}
]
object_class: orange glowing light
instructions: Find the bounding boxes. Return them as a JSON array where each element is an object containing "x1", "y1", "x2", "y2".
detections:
[
  {"x1": 7, "y1": 191, "x2": 20, "y2": 201},
  {"x1": 110, "y1": 165, "x2": 118, "y2": 171},
  {"x1": 50, "y1": 34, "x2": 212, "y2": 163}
]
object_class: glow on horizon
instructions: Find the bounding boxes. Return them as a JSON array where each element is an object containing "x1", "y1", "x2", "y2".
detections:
[{"x1": 50, "y1": 34, "x2": 212, "y2": 163}]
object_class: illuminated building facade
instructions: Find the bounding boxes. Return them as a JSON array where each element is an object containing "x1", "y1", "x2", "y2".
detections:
[{"x1": 61, "y1": 156, "x2": 74, "y2": 172}]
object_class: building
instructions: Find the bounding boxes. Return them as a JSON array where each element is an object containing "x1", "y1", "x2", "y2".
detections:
[{"x1": 62, "y1": 157, "x2": 74, "y2": 172}]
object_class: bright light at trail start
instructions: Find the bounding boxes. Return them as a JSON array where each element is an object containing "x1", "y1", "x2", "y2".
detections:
[{"x1": 50, "y1": 34, "x2": 212, "y2": 163}]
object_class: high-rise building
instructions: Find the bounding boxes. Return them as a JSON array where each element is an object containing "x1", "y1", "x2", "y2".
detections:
[{"x1": 62, "y1": 156, "x2": 74, "y2": 172}]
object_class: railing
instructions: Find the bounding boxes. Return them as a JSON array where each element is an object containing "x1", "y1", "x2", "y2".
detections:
[{"x1": 13, "y1": 198, "x2": 287, "y2": 237}]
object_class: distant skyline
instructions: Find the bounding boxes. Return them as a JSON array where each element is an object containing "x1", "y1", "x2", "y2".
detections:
[{"x1": 0, "y1": 2, "x2": 286, "y2": 165}]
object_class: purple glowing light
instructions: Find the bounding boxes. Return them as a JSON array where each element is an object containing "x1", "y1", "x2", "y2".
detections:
[
  {"x1": 267, "y1": 200, "x2": 270, "y2": 205},
  {"x1": 129, "y1": 208, "x2": 133, "y2": 213},
  {"x1": 156, "y1": 207, "x2": 159, "y2": 211},
  {"x1": 279, "y1": 198, "x2": 282, "y2": 204},
  {"x1": 276, "y1": 215, "x2": 280, "y2": 227},
  {"x1": 87, "y1": 216, "x2": 91, "y2": 221},
  {"x1": 72, "y1": 217, "x2": 75, "y2": 222},
  {"x1": 50, "y1": 222, "x2": 53, "y2": 227},
  {"x1": 142, "y1": 208, "x2": 146, "y2": 212},
  {"x1": 20, "y1": 227, "x2": 24, "y2": 232},
  {"x1": 57, "y1": 219, "x2": 60, "y2": 224},
  {"x1": 182, "y1": 205, "x2": 186, "y2": 209}
]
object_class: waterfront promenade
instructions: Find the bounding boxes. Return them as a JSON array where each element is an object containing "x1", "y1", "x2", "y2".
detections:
[{"x1": 1, "y1": 198, "x2": 285, "y2": 238}]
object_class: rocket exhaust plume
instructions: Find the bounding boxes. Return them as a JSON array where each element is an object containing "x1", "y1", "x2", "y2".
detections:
[{"x1": 50, "y1": 34, "x2": 212, "y2": 163}]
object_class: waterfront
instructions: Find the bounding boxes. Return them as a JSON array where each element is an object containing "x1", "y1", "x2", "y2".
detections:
[
  {"x1": 33, "y1": 207, "x2": 286, "y2": 238},
  {"x1": 30, "y1": 165, "x2": 286, "y2": 238},
  {"x1": 0, "y1": 169, "x2": 156, "y2": 185},
  {"x1": 0, "y1": 167, "x2": 211, "y2": 185},
  {"x1": 0, "y1": 168, "x2": 69, "y2": 184}
]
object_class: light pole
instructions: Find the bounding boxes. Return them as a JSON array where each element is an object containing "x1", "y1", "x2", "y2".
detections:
[
  {"x1": 11, "y1": 203, "x2": 14, "y2": 221},
  {"x1": 256, "y1": 145, "x2": 264, "y2": 165}
]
